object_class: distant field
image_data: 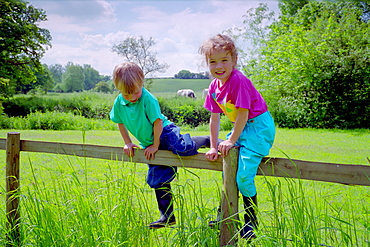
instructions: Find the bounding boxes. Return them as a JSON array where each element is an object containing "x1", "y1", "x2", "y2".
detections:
[{"x1": 150, "y1": 78, "x2": 211, "y2": 98}]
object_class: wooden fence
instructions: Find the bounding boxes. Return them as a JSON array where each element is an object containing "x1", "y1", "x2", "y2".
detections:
[{"x1": 3, "y1": 132, "x2": 370, "y2": 246}]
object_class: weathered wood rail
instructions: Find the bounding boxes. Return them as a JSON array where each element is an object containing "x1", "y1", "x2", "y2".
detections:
[{"x1": 3, "y1": 132, "x2": 370, "y2": 246}]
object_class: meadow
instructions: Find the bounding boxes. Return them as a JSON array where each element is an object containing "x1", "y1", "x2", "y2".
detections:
[
  {"x1": 0, "y1": 128, "x2": 369, "y2": 246},
  {"x1": 150, "y1": 78, "x2": 211, "y2": 98}
]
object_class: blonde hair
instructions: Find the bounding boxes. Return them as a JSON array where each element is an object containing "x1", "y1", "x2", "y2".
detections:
[
  {"x1": 112, "y1": 62, "x2": 144, "y2": 94},
  {"x1": 199, "y1": 34, "x2": 238, "y2": 64}
]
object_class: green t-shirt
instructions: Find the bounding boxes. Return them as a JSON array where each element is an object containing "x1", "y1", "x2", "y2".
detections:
[{"x1": 110, "y1": 88, "x2": 171, "y2": 147}]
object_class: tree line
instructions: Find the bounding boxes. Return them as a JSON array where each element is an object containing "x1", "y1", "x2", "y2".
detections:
[
  {"x1": 174, "y1": 70, "x2": 210, "y2": 79},
  {"x1": 47, "y1": 63, "x2": 111, "y2": 93}
]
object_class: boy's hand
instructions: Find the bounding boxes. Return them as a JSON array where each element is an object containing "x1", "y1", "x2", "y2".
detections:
[
  {"x1": 144, "y1": 145, "x2": 158, "y2": 160},
  {"x1": 124, "y1": 143, "x2": 139, "y2": 157},
  {"x1": 206, "y1": 148, "x2": 219, "y2": 161},
  {"x1": 218, "y1": 140, "x2": 234, "y2": 157}
]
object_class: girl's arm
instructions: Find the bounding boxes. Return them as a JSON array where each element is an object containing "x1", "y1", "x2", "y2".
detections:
[
  {"x1": 206, "y1": 113, "x2": 220, "y2": 161},
  {"x1": 218, "y1": 108, "x2": 249, "y2": 156},
  {"x1": 144, "y1": 118, "x2": 163, "y2": 160},
  {"x1": 118, "y1": 123, "x2": 139, "y2": 157}
]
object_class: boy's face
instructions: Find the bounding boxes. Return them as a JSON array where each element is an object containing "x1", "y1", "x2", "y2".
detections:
[
  {"x1": 122, "y1": 87, "x2": 142, "y2": 103},
  {"x1": 207, "y1": 49, "x2": 236, "y2": 84}
]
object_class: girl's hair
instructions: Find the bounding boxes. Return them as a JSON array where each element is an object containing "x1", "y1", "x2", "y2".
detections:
[
  {"x1": 112, "y1": 62, "x2": 144, "y2": 94},
  {"x1": 199, "y1": 34, "x2": 238, "y2": 63}
]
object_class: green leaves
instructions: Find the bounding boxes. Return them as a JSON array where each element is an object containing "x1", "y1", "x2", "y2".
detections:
[
  {"x1": 241, "y1": 1, "x2": 370, "y2": 128},
  {"x1": 0, "y1": 1, "x2": 51, "y2": 98}
]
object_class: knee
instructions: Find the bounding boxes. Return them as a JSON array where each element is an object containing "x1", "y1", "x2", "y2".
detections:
[
  {"x1": 236, "y1": 174, "x2": 256, "y2": 197},
  {"x1": 191, "y1": 135, "x2": 210, "y2": 149},
  {"x1": 237, "y1": 174, "x2": 255, "y2": 188}
]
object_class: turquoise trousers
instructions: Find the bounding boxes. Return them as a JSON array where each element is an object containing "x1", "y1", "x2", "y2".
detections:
[{"x1": 227, "y1": 111, "x2": 275, "y2": 197}]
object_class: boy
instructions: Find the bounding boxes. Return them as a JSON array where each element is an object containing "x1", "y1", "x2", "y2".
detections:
[{"x1": 110, "y1": 62, "x2": 210, "y2": 229}]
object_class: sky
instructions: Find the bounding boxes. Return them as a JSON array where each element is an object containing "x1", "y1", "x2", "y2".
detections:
[{"x1": 30, "y1": 0, "x2": 280, "y2": 77}]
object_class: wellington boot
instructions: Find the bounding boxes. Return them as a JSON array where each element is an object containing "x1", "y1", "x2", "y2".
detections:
[
  {"x1": 240, "y1": 195, "x2": 258, "y2": 240},
  {"x1": 148, "y1": 214, "x2": 176, "y2": 229},
  {"x1": 148, "y1": 183, "x2": 176, "y2": 229},
  {"x1": 208, "y1": 206, "x2": 221, "y2": 228}
]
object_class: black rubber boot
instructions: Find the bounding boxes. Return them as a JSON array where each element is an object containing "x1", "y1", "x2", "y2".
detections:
[
  {"x1": 240, "y1": 195, "x2": 258, "y2": 240},
  {"x1": 148, "y1": 183, "x2": 176, "y2": 229},
  {"x1": 208, "y1": 206, "x2": 221, "y2": 228}
]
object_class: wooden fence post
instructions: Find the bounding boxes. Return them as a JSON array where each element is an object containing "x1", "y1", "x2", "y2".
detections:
[
  {"x1": 220, "y1": 148, "x2": 239, "y2": 246},
  {"x1": 6, "y1": 132, "x2": 21, "y2": 246}
]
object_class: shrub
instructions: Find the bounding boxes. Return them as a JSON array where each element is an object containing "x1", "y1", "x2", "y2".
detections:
[
  {"x1": 2, "y1": 96, "x2": 54, "y2": 117},
  {"x1": 220, "y1": 115, "x2": 233, "y2": 131},
  {"x1": 1, "y1": 93, "x2": 114, "y2": 120},
  {"x1": 158, "y1": 97, "x2": 210, "y2": 127},
  {"x1": 0, "y1": 112, "x2": 116, "y2": 130}
]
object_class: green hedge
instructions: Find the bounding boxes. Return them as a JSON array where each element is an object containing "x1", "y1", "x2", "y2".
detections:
[
  {"x1": 0, "y1": 112, "x2": 117, "y2": 130},
  {"x1": 158, "y1": 97, "x2": 210, "y2": 128},
  {"x1": 0, "y1": 94, "x2": 218, "y2": 130},
  {"x1": 2, "y1": 94, "x2": 112, "y2": 119}
]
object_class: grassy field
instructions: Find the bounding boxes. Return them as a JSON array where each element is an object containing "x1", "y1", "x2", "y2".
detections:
[
  {"x1": 150, "y1": 78, "x2": 211, "y2": 98},
  {"x1": 0, "y1": 128, "x2": 369, "y2": 246}
]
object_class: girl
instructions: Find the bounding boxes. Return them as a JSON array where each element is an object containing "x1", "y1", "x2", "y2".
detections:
[{"x1": 200, "y1": 34, "x2": 275, "y2": 239}]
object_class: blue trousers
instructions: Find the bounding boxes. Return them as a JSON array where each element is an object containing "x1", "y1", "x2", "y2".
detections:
[
  {"x1": 228, "y1": 111, "x2": 275, "y2": 197},
  {"x1": 146, "y1": 124, "x2": 198, "y2": 188}
]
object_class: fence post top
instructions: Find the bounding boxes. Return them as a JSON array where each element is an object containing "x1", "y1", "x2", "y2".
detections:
[{"x1": 7, "y1": 132, "x2": 20, "y2": 135}]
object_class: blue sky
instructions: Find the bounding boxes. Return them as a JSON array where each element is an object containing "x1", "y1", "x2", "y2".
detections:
[{"x1": 30, "y1": 0, "x2": 279, "y2": 77}]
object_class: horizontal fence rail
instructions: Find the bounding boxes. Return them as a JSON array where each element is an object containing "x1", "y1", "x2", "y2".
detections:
[
  {"x1": 1, "y1": 137, "x2": 369, "y2": 186},
  {"x1": 2, "y1": 132, "x2": 370, "y2": 247}
]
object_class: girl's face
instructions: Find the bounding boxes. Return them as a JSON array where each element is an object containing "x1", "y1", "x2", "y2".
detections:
[
  {"x1": 122, "y1": 87, "x2": 142, "y2": 103},
  {"x1": 207, "y1": 49, "x2": 236, "y2": 84}
]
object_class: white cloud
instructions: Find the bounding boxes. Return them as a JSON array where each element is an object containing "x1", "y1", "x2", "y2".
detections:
[
  {"x1": 40, "y1": 15, "x2": 92, "y2": 33},
  {"x1": 97, "y1": 1, "x2": 117, "y2": 23},
  {"x1": 34, "y1": 0, "x2": 117, "y2": 33},
  {"x1": 80, "y1": 31, "x2": 130, "y2": 50},
  {"x1": 34, "y1": 0, "x2": 279, "y2": 77}
]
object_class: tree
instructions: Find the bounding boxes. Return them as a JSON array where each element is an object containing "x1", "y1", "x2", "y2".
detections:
[
  {"x1": 34, "y1": 64, "x2": 54, "y2": 93},
  {"x1": 18, "y1": 64, "x2": 54, "y2": 94},
  {"x1": 83, "y1": 64, "x2": 100, "y2": 90},
  {"x1": 174, "y1": 70, "x2": 209, "y2": 79},
  {"x1": 224, "y1": 3, "x2": 276, "y2": 68},
  {"x1": 111, "y1": 36, "x2": 169, "y2": 90},
  {"x1": 48, "y1": 64, "x2": 65, "y2": 85},
  {"x1": 233, "y1": 1, "x2": 370, "y2": 129},
  {"x1": 62, "y1": 63, "x2": 84, "y2": 92},
  {"x1": 0, "y1": 0, "x2": 51, "y2": 98},
  {"x1": 175, "y1": 70, "x2": 193, "y2": 79},
  {"x1": 98, "y1": 75, "x2": 111, "y2": 82},
  {"x1": 94, "y1": 81, "x2": 111, "y2": 93}
]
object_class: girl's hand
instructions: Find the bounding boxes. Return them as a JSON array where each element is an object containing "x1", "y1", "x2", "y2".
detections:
[
  {"x1": 206, "y1": 148, "x2": 219, "y2": 161},
  {"x1": 144, "y1": 145, "x2": 158, "y2": 160},
  {"x1": 218, "y1": 140, "x2": 234, "y2": 157},
  {"x1": 124, "y1": 143, "x2": 139, "y2": 157}
]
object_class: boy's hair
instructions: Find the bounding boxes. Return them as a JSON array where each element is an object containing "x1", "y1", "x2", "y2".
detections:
[
  {"x1": 199, "y1": 34, "x2": 238, "y2": 63},
  {"x1": 112, "y1": 62, "x2": 144, "y2": 94}
]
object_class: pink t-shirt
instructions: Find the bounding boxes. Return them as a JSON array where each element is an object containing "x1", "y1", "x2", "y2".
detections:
[{"x1": 203, "y1": 69, "x2": 268, "y2": 122}]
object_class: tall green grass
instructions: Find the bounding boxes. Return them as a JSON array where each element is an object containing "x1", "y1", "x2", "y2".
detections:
[{"x1": 0, "y1": 129, "x2": 369, "y2": 246}]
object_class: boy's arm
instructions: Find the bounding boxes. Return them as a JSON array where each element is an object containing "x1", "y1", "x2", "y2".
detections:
[
  {"x1": 118, "y1": 123, "x2": 139, "y2": 157},
  {"x1": 144, "y1": 118, "x2": 163, "y2": 160},
  {"x1": 206, "y1": 113, "x2": 220, "y2": 161},
  {"x1": 218, "y1": 108, "x2": 249, "y2": 156}
]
